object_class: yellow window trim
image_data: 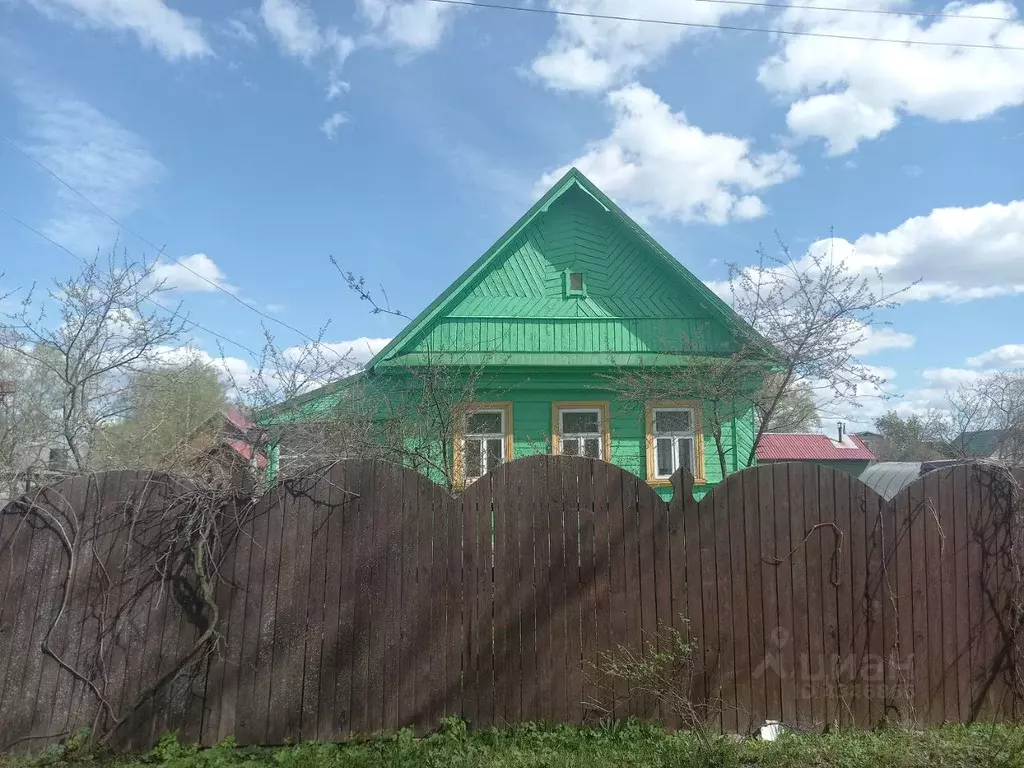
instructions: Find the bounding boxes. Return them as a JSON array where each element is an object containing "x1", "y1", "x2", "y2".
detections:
[
  {"x1": 645, "y1": 400, "x2": 706, "y2": 486},
  {"x1": 452, "y1": 402, "x2": 514, "y2": 491},
  {"x1": 551, "y1": 401, "x2": 612, "y2": 461}
]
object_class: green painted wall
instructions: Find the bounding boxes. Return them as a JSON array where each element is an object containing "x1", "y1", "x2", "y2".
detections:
[{"x1": 347, "y1": 367, "x2": 757, "y2": 502}]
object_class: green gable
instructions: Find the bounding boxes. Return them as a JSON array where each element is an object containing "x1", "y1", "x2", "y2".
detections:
[
  {"x1": 269, "y1": 168, "x2": 771, "y2": 501},
  {"x1": 370, "y1": 168, "x2": 764, "y2": 370}
]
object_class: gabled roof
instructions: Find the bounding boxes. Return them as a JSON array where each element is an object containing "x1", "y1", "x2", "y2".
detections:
[
  {"x1": 366, "y1": 167, "x2": 774, "y2": 370},
  {"x1": 757, "y1": 433, "x2": 877, "y2": 461}
]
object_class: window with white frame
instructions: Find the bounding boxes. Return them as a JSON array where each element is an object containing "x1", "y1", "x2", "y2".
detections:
[
  {"x1": 558, "y1": 408, "x2": 603, "y2": 459},
  {"x1": 651, "y1": 407, "x2": 696, "y2": 479},
  {"x1": 461, "y1": 409, "x2": 507, "y2": 481}
]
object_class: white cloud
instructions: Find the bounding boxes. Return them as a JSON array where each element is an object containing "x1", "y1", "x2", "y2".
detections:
[
  {"x1": 151, "y1": 253, "x2": 236, "y2": 293},
  {"x1": 24, "y1": 0, "x2": 211, "y2": 60},
  {"x1": 806, "y1": 200, "x2": 1024, "y2": 302},
  {"x1": 921, "y1": 367, "x2": 986, "y2": 387},
  {"x1": 260, "y1": 0, "x2": 353, "y2": 65},
  {"x1": 850, "y1": 326, "x2": 916, "y2": 356},
  {"x1": 286, "y1": 337, "x2": 392, "y2": 368},
  {"x1": 14, "y1": 83, "x2": 164, "y2": 252},
  {"x1": 758, "y1": 1, "x2": 1024, "y2": 153},
  {"x1": 260, "y1": 0, "x2": 355, "y2": 101},
  {"x1": 222, "y1": 17, "x2": 258, "y2": 46},
  {"x1": 326, "y1": 75, "x2": 350, "y2": 100},
  {"x1": 967, "y1": 344, "x2": 1024, "y2": 368},
  {"x1": 359, "y1": 0, "x2": 458, "y2": 53},
  {"x1": 538, "y1": 84, "x2": 799, "y2": 224},
  {"x1": 320, "y1": 111, "x2": 350, "y2": 139},
  {"x1": 530, "y1": 0, "x2": 752, "y2": 91}
]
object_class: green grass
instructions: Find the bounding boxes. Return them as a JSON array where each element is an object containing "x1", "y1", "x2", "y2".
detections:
[{"x1": 5, "y1": 719, "x2": 1024, "y2": 768}]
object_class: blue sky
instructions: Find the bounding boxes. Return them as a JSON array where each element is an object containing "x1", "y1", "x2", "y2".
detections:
[{"x1": 1, "y1": 0, "x2": 1023, "y2": 429}]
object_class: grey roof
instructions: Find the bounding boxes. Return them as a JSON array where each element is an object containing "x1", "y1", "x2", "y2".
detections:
[{"x1": 857, "y1": 460, "x2": 960, "y2": 501}]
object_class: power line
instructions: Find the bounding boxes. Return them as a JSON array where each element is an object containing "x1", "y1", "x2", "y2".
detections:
[
  {"x1": 0, "y1": 132, "x2": 326, "y2": 345},
  {"x1": 0, "y1": 205, "x2": 262, "y2": 358},
  {"x1": 426, "y1": 0, "x2": 1024, "y2": 50},
  {"x1": 694, "y1": 0, "x2": 1020, "y2": 22}
]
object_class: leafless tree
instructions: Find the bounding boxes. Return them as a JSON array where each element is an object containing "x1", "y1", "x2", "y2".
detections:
[
  {"x1": 0, "y1": 253, "x2": 188, "y2": 472},
  {"x1": 943, "y1": 371, "x2": 1024, "y2": 464}
]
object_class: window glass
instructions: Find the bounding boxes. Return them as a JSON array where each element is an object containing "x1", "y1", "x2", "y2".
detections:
[
  {"x1": 679, "y1": 437, "x2": 693, "y2": 475},
  {"x1": 562, "y1": 410, "x2": 599, "y2": 434},
  {"x1": 485, "y1": 438, "x2": 503, "y2": 471},
  {"x1": 583, "y1": 438, "x2": 601, "y2": 459},
  {"x1": 654, "y1": 409, "x2": 691, "y2": 433},
  {"x1": 468, "y1": 411, "x2": 502, "y2": 434},
  {"x1": 562, "y1": 438, "x2": 581, "y2": 456},
  {"x1": 656, "y1": 438, "x2": 674, "y2": 476},
  {"x1": 464, "y1": 440, "x2": 483, "y2": 478},
  {"x1": 569, "y1": 272, "x2": 584, "y2": 291}
]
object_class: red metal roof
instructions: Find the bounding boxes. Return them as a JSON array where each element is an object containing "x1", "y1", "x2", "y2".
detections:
[{"x1": 756, "y1": 433, "x2": 877, "y2": 461}]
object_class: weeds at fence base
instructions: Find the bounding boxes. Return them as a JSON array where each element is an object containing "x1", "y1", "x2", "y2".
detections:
[{"x1": 4, "y1": 721, "x2": 1024, "y2": 768}]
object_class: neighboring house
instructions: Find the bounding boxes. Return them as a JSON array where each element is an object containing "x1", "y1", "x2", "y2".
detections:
[
  {"x1": 951, "y1": 429, "x2": 1005, "y2": 460},
  {"x1": 271, "y1": 168, "x2": 775, "y2": 499},
  {"x1": 756, "y1": 427, "x2": 878, "y2": 477}
]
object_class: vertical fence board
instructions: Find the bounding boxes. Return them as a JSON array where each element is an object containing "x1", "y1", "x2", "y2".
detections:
[
  {"x1": 563, "y1": 460, "x2": 584, "y2": 726},
  {"x1": 952, "y1": 465, "x2": 970, "y2": 723},
  {"x1": 4, "y1": 457, "x2": 1024, "y2": 750},
  {"x1": 741, "y1": 467, "x2": 765, "y2": 733}
]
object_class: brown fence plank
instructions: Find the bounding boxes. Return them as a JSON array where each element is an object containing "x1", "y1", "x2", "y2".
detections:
[
  {"x1": 651, "y1": 481, "x2": 674, "y2": 728},
  {"x1": 578, "y1": 459, "x2": 598, "y2": 725},
  {"x1": 605, "y1": 462, "x2": 629, "y2": 718},
  {"x1": 934, "y1": 469, "x2": 958, "y2": 723},
  {"x1": 518, "y1": 459, "x2": 541, "y2": 721},
  {"x1": 952, "y1": 464, "x2": 970, "y2": 723},
  {"x1": 845, "y1": 476, "x2": 869, "y2": 728},
  {"x1": 385, "y1": 462, "x2": 409, "y2": 733},
  {"x1": 349, "y1": 462, "x2": 375, "y2": 735},
  {"x1": 462, "y1": 471, "x2": 480, "y2": 727},
  {"x1": 591, "y1": 461, "x2": 614, "y2": 720},
  {"x1": 907, "y1": 474, "x2": 931, "y2": 722},
  {"x1": 443, "y1": 486, "x2": 463, "y2": 721},
  {"x1": 831, "y1": 470, "x2": 853, "y2": 727},
  {"x1": 697, "y1": 483, "x2": 721, "y2": 730},
  {"x1": 333, "y1": 461, "x2": 362, "y2": 739},
  {"x1": 547, "y1": 458, "x2": 568, "y2": 724},
  {"x1": 786, "y1": 464, "x2": 810, "y2": 727},
  {"x1": 713, "y1": 472, "x2": 736, "y2": 732},
  {"x1": 817, "y1": 467, "x2": 839, "y2": 728},
  {"x1": 636, "y1": 476, "x2": 659, "y2": 723},
  {"x1": 564, "y1": 461, "x2": 585, "y2": 726},
  {"x1": 620, "y1": 466, "x2": 644, "y2": 720},
  {"x1": 414, "y1": 471, "x2": 436, "y2": 731},
  {"x1": 756, "y1": 467, "x2": 780, "y2": 724},
  {"x1": 728, "y1": 473, "x2": 753, "y2": 735},
  {"x1": 741, "y1": 468, "x2": 765, "y2": 734}
]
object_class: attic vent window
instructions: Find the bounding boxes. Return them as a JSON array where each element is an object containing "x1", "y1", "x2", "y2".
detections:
[{"x1": 564, "y1": 270, "x2": 586, "y2": 297}]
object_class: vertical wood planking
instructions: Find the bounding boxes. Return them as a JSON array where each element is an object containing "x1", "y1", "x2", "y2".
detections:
[
  {"x1": 605, "y1": 461, "x2": 629, "y2": 718},
  {"x1": 817, "y1": 467, "x2": 839, "y2": 727},
  {"x1": 546, "y1": 459, "x2": 567, "y2": 724},
  {"x1": 935, "y1": 469, "x2": 958, "y2": 723},
  {"x1": 443, "y1": 482, "x2": 463, "y2": 721},
  {"x1": 697, "y1": 480, "x2": 721, "y2": 729},
  {"x1": 787, "y1": 464, "x2": 811, "y2": 727},
  {"x1": 952, "y1": 465, "x2": 970, "y2": 723},
  {"x1": 620, "y1": 467, "x2": 644, "y2": 719},
  {"x1": 876, "y1": 487, "x2": 896, "y2": 727},
  {"x1": 367, "y1": 463, "x2": 391, "y2": 733},
  {"x1": 756, "y1": 467, "x2": 781, "y2": 723},
  {"x1": 741, "y1": 468, "x2": 765, "y2": 733},
  {"x1": 234, "y1": 490, "x2": 270, "y2": 743},
  {"x1": 577, "y1": 460, "x2": 597, "y2": 724},
  {"x1": 845, "y1": 476, "x2": 868, "y2": 728},
  {"x1": 380, "y1": 464, "x2": 404, "y2": 732},
  {"x1": 832, "y1": 471, "x2": 854, "y2": 727},
  {"x1": 349, "y1": 462, "x2": 375, "y2": 735},
  {"x1": 300, "y1": 472, "x2": 333, "y2": 741},
  {"x1": 396, "y1": 466, "x2": 417, "y2": 730},
  {"x1": 636, "y1": 477, "x2": 659, "y2": 722},
  {"x1": 907, "y1": 475, "x2": 931, "y2": 722},
  {"x1": 728, "y1": 474, "x2": 753, "y2": 734},
  {"x1": 288, "y1": 479, "x2": 317, "y2": 741},
  {"x1": 801, "y1": 464, "x2": 825, "y2": 727},
  {"x1": 563, "y1": 460, "x2": 584, "y2": 725},
  {"x1": 462, "y1": 468, "x2": 480, "y2": 727},
  {"x1": 772, "y1": 465, "x2": 796, "y2": 725},
  {"x1": 475, "y1": 471, "x2": 496, "y2": 727},
  {"x1": 414, "y1": 471, "x2": 436, "y2": 731},
  {"x1": 713, "y1": 474, "x2": 737, "y2": 732}
]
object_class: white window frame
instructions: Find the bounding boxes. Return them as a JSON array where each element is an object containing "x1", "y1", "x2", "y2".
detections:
[
  {"x1": 651, "y1": 407, "x2": 697, "y2": 480},
  {"x1": 557, "y1": 407, "x2": 604, "y2": 460},
  {"x1": 460, "y1": 408, "x2": 507, "y2": 482}
]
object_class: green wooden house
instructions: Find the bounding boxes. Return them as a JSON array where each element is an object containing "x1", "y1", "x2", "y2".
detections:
[{"x1": 272, "y1": 168, "x2": 773, "y2": 500}]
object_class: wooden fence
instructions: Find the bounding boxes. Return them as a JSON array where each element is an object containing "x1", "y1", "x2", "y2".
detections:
[{"x1": 0, "y1": 456, "x2": 1021, "y2": 751}]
